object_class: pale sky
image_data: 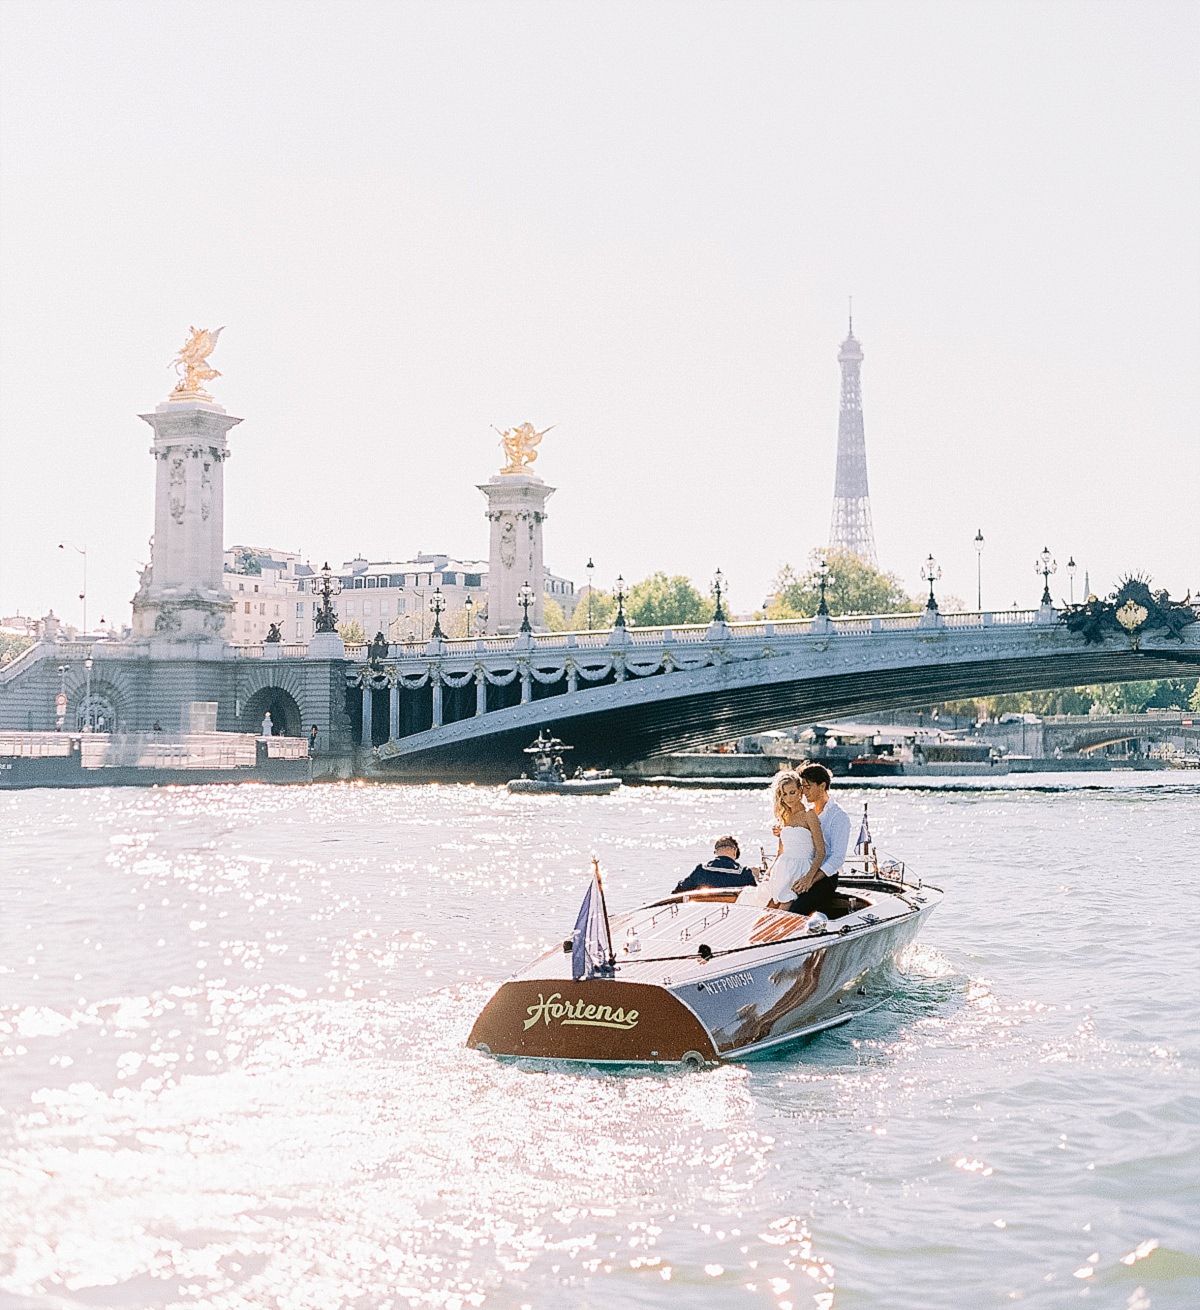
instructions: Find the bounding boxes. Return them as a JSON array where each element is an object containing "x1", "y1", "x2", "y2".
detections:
[{"x1": 1, "y1": 0, "x2": 1196, "y2": 631}]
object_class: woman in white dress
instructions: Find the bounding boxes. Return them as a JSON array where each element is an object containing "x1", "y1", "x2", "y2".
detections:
[{"x1": 752, "y1": 769, "x2": 826, "y2": 911}]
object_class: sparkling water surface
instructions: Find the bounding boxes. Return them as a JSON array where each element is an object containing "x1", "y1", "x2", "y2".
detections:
[{"x1": 1, "y1": 777, "x2": 1198, "y2": 1310}]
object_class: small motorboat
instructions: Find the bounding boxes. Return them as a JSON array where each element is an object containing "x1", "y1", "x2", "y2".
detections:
[
  {"x1": 468, "y1": 850, "x2": 942, "y2": 1067},
  {"x1": 847, "y1": 753, "x2": 906, "y2": 777},
  {"x1": 506, "y1": 733, "x2": 621, "y2": 795}
]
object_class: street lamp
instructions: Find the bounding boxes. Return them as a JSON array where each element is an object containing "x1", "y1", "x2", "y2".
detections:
[
  {"x1": 517, "y1": 581, "x2": 535, "y2": 633},
  {"x1": 974, "y1": 529, "x2": 984, "y2": 611},
  {"x1": 312, "y1": 562, "x2": 344, "y2": 634},
  {"x1": 816, "y1": 558, "x2": 832, "y2": 617},
  {"x1": 83, "y1": 657, "x2": 93, "y2": 732},
  {"x1": 711, "y1": 568, "x2": 727, "y2": 623},
  {"x1": 1067, "y1": 556, "x2": 1077, "y2": 606},
  {"x1": 921, "y1": 553, "x2": 942, "y2": 612},
  {"x1": 585, "y1": 556, "x2": 595, "y2": 630},
  {"x1": 464, "y1": 594, "x2": 474, "y2": 638},
  {"x1": 613, "y1": 574, "x2": 627, "y2": 629},
  {"x1": 429, "y1": 587, "x2": 446, "y2": 639},
  {"x1": 1036, "y1": 546, "x2": 1057, "y2": 606},
  {"x1": 58, "y1": 542, "x2": 88, "y2": 636}
]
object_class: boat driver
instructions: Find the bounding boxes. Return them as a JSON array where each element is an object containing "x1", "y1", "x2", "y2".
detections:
[
  {"x1": 787, "y1": 764, "x2": 851, "y2": 914},
  {"x1": 673, "y1": 837, "x2": 759, "y2": 895}
]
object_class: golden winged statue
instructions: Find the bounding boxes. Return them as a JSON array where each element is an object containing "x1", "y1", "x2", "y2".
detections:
[
  {"x1": 497, "y1": 421, "x2": 553, "y2": 474},
  {"x1": 170, "y1": 325, "x2": 225, "y2": 401}
]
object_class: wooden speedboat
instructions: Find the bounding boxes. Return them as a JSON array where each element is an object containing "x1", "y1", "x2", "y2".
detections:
[{"x1": 468, "y1": 856, "x2": 942, "y2": 1067}]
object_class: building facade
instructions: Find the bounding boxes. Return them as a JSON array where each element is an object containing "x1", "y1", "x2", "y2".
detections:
[
  {"x1": 323, "y1": 553, "x2": 575, "y2": 643},
  {"x1": 222, "y1": 546, "x2": 311, "y2": 644}
]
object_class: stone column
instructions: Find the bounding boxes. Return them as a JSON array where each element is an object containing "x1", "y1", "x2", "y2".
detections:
[
  {"x1": 131, "y1": 398, "x2": 241, "y2": 646},
  {"x1": 388, "y1": 681, "x2": 400, "y2": 741},
  {"x1": 431, "y1": 679, "x2": 443, "y2": 728},
  {"x1": 361, "y1": 683, "x2": 373, "y2": 746},
  {"x1": 475, "y1": 670, "x2": 487, "y2": 716},
  {"x1": 478, "y1": 473, "x2": 555, "y2": 634}
]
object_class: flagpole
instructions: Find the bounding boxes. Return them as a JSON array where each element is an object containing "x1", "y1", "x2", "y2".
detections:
[{"x1": 592, "y1": 857, "x2": 615, "y2": 969}]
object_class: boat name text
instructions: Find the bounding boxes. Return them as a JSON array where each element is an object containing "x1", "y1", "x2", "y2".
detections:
[{"x1": 523, "y1": 992, "x2": 640, "y2": 1031}]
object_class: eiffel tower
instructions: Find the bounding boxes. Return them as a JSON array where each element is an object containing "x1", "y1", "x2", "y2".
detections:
[{"x1": 827, "y1": 309, "x2": 878, "y2": 565}]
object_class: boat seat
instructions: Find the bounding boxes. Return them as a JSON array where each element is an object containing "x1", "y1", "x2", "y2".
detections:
[{"x1": 826, "y1": 894, "x2": 860, "y2": 920}]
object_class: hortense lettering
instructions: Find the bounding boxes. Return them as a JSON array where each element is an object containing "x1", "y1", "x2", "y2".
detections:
[{"x1": 523, "y1": 991, "x2": 639, "y2": 1031}]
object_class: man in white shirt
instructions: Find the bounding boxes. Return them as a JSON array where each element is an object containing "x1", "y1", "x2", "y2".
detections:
[{"x1": 787, "y1": 764, "x2": 851, "y2": 914}]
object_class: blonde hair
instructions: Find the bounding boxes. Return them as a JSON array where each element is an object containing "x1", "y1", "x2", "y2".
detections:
[{"x1": 770, "y1": 769, "x2": 803, "y2": 823}]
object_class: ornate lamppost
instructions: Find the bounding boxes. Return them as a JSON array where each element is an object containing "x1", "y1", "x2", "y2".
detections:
[
  {"x1": 613, "y1": 575, "x2": 627, "y2": 629},
  {"x1": 974, "y1": 529, "x2": 984, "y2": 611},
  {"x1": 517, "y1": 581, "x2": 535, "y2": 634},
  {"x1": 57, "y1": 663, "x2": 69, "y2": 732},
  {"x1": 464, "y1": 594, "x2": 474, "y2": 639},
  {"x1": 1067, "y1": 556, "x2": 1077, "y2": 606},
  {"x1": 711, "y1": 568, "x2": 727, "y2": 623},
  {"x1": 1036, "y1": 546, "x2": 1057, "y2": 606},
  {"x1": 816, "y1": 558, "x2": 832, "y2": 617},
  {"x1": 312, "y1": 562, "x2": 343, "y2": 635},
  {"x1": 58, "y1": 541, "x2": 88, "y2": 636},
  {"x1": 429, "y1": 586, "x2": 446, "y2": 640},
  {"x1": 921, "y1": 553, "x2": 942, "y2": 612},
  {"x1": 586, "y1": 556, "x2": 595, "y2": 630}
]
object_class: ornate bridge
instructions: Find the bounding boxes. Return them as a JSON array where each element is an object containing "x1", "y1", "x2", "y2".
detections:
[
  {"x1": 1040, "y1": 710, "x2": 1200, "y2": 756},
  {"x1": 346, "y1": 606, "x2": 1200, "y2": 779}
]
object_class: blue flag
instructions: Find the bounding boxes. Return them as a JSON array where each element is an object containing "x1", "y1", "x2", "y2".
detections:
[
  {"x1": 856, "y1": 807, "x2": 871, "y2": 854},
  {"x1": 571, "y1": 869, "x2": 614, "y2": 981}
]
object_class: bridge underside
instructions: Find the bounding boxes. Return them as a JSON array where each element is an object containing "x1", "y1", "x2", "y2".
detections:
[{"x1": 375, "y1": 646, "x2": 1199, "y2": 782}]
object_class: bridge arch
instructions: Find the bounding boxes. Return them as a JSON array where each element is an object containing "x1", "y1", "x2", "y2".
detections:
[
  {"x1": 70, "y1": 675, "x2": 127, "y2": 732},
  {"x1": 240, "y1": 684, "x2": 303, "y2": 736}
]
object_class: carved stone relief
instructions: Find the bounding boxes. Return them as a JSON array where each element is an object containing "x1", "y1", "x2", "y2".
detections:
[
  {"x1": 500, "y1": 518, "x2": 516, "y2": 569},
  {"x1": 169, "y1": 457, "x2": 186, "y2": 523}
]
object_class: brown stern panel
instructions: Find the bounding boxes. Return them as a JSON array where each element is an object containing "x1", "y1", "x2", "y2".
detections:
[{"x1": 467, "y1": 980, "x2": 718, "y2": 1064}]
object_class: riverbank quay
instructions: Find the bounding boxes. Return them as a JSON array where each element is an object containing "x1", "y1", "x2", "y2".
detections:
[
  {"x1": 621, "y1": 751, "x2": 1173, "y2": 787},
  {"x1": 0, "y1": 731, "x2": 311, "y2": 789}
]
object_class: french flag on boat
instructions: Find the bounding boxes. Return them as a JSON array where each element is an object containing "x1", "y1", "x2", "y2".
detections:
[
  {"x1": 856, "y1": 805, "x2": 872, "y2": 854},
  {"x1": 571, "y1": 861, "x2": 615, "y2": 981}
]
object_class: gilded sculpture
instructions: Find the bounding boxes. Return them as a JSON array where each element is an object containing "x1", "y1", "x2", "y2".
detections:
[
  {"x1": 170, "y1": 325, "x2": 225, "y2": 401},
  {"x1": 496, "y1": 421, "x2": 552, "y2": 474}
]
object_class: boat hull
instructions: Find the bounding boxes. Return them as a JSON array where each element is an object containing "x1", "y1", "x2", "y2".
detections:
[
  {"x1": 675, "y1": 910, "x2": 927, "y2": 1058},
  {"x1": 506, "y1": 778, "x2": 621, "y2": 795},
  {"x1": 468, "y1": 979, "x2": 717, "y2": 1064}
]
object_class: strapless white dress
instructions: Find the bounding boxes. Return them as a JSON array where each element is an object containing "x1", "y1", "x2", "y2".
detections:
[{"x1": 738, "y1": 824, "x2": 816, "y2": 907}]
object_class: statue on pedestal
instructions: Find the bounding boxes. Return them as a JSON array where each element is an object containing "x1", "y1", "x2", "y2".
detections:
[
  {"x1": 496, "y1": 422, "x2": 552, "y2": 475},
  {"x1": 170, "y1": 326, "x2": 224, "y2": 402}
]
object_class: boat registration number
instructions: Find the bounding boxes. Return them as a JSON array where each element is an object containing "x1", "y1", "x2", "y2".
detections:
[{"x1": 699, "y1": 971, "x2": 754, "y2": 995}]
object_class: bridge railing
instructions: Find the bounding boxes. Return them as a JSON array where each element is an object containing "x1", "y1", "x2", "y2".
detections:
[
  {"x1": 229, "y1": 643, "x2": 312, "y2": 659},
  {"x1": 0, "y1": 638, "x2": 107, "y2": 686},
  {"x1": 269, "y1": 606, "x2": 1059, "y2": 664},
  {"x1": 1042, "y1": 708, "x2": 1188, "y2": 724},
  {"x1": 989, "y1": 609, "x2": 1040, "y2": 625}
]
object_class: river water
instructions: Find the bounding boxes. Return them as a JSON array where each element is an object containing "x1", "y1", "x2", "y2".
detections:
[{"x1": 1, "y1": 776, "x2": 1197, "y2": 1310}]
